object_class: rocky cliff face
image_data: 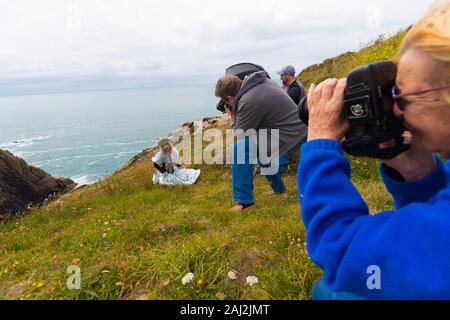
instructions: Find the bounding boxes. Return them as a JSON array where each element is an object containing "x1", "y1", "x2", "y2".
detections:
[{"x1": 0, "y1": 150, "x2": 76, "y2": 217}]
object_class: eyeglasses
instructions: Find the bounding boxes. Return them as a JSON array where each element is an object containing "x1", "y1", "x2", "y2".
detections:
[{"x1": 392, "y1": 84, "x2": 450, "y2": 111}]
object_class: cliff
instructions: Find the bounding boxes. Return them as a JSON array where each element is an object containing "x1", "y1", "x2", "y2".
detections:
[{"x1": 0, "y1": 150, "x2": 75, "y2": 218}]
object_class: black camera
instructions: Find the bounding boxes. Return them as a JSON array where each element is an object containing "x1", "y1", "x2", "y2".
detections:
[
  {"x1": 217, "y1": 63, "x2": 270, "y2": 113},
  {"x1": 299, "y1": 60, "x2": 410, "y2": 159},
  {"x1": 217, "y1": 99, "x2": 227, "y2": 113}
]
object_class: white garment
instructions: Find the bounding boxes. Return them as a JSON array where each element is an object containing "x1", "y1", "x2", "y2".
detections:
[
  {"x1": 152, "y1": 167, "x2": 201, "y2": 186},
  {"x1": 152, "y1": 148, "x2": 180, "y2": 167}
]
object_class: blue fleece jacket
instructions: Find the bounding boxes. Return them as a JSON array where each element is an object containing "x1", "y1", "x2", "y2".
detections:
[{"x1": 298, "y1": 139, "x2": 450, "y2": 299}]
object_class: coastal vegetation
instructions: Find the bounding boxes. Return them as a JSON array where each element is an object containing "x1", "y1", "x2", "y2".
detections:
[{"x1": 0, "y1": 30, "x2": 407, "y2": 300}]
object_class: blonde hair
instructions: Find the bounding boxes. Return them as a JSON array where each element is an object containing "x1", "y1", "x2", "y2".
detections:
[{"x1": 397, "y1": 1, "x2": 450, "y2": 103}]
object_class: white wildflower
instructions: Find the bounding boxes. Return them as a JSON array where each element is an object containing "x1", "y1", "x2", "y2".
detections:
[
  {"x1": 102, "y1": 232, "x2": 107, "y2": 239},
  {"x1": 246, "y1": 276, "x2": 259, "y2": 286},
  {"x1": 181, "y1": 272, "x2": 195, "y2": 285},
  {"x1": 227, "y1": 271, "x2": 237, "y2": 280}
]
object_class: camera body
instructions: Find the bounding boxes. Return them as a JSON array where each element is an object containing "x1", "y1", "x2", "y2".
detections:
[{"x1": 299, "y1": 60, "x2": 410, "y2": 159}]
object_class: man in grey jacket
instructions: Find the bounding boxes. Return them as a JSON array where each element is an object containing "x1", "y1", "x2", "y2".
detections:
[{"x1": 215, "y1": 71, "x2": 307, "y2": 212}]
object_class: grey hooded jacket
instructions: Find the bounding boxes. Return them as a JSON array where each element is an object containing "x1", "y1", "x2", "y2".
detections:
[{"x1": 231, "y1": 71, "x2": 307, "y2": 157}]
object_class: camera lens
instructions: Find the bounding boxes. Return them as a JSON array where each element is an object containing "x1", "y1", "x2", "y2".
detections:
[
  {"x1": 216, "y1": 100, "x2": 226, "y2": 113},
  {"x1": 298, "y1": 97, "x2": 309, "y2": 125}
]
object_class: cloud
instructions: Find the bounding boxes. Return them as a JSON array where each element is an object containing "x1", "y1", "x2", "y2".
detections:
[{"x1": 0, "y1": 0, "x2": 436, "y2": 95}]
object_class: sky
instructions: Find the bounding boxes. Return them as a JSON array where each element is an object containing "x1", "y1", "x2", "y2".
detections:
[{"x1": 0, "y1": 0, "x2": 436, "y2": 96}]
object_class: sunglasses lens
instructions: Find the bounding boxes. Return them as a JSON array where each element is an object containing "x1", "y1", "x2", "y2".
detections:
[
  {"x1": 397, "y1": 98, "x2": 407, "y2": 111},
  {"x1": 392, "y1": 86, "x2": 406, "y2": 110},
  {"x1": 392, "y1": 85, "x2": 401, "y2": 97}
]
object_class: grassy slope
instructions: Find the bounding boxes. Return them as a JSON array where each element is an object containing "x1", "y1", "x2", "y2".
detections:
[
  {"x1": 298, "y1": 30, "x2": 409, "y2": 89},
  {"x1": 0, "y1": 31, "x2": 407, "y2": 300}
]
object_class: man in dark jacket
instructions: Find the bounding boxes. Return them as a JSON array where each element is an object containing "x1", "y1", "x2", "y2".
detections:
[
  {"x1": 278, "y1": 65, "x2": 308, "y2": 167},
  {"x1": 278, "y1": 65, "x2": 306, "y2": 105},
  {"x1": 215, "y1": 71, "x2": 307, "y2": 212}
]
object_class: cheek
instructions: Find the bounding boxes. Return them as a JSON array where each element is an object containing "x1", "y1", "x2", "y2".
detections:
[
  {"x1": 406, "y1": 109, "x2": 450, "y2": 151},
  {"x1": 403, "y1": 109, "x2": 427, "y2": 131}
]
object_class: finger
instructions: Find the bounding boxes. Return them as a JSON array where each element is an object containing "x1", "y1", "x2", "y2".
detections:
[
  {"x1": 308, "y1": 83, "x2": 316, "y2": 97},
  {"x1": 315, "y1": 79, "x2": 330, "y2": 93},
  {"x1": 307, "y1": 83, "x2": 316, "y2": 106},
  {"x1": 402, "y1": 131, "x2": 412, "y2": 144},
  {"x1": 379, "y1": 139, "x2": 396, "y2": 149},
  {"x1": 322, "y1": 78, "x2": 338, "y2": 101},
  {"x1": 314, "y1": 80, "x2": 328, "y2": 101},
  {"x1": 312, "y1": 82, "x2": 324, "y2": 105},
  {"x1": 332, "y1": 78, "x2": 347, "y2": 103},
  {"x1": 313, "y1": 78, "x2": 336, "y2": 106}
]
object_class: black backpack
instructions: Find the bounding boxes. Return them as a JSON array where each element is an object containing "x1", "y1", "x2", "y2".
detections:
[
  {"x1": 225, "y1": 63, "x2": 271, "y2": 80},
  {"x1": 217, "y1": 63, "x2": 270, "y2": 112}
]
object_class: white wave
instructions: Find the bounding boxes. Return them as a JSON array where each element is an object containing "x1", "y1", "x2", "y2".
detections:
[
  {"x1": 0, "y1": 135, "x2": 51, "y2": 148},
  {"x1": 87, "y1": 159, "x2": 102, "y2": 167},
  {"x1": 18, "y1": 145, "x2": 93, "y2": 156},
  {"x1": 33, "y1": 153, "x2": 118, "y2": 166},
  {"x1": 104, "y1": 140, "x2": 147, "y2": 146},
  {"x1": 113, "y1": 150, "x2": 140, "y2": 159},
  {"x1": 72, "y1": 174, "x2": 101, "y2": 187}
]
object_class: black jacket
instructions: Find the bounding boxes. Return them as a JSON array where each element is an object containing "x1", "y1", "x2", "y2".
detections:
[{"x1": 286, "y1": 80, "x2": 306, "y2": 105}]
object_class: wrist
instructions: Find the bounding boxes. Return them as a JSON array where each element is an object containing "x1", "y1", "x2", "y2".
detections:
[{"x1": 307, "y1": 133, "x2": 341, "y2": 142}]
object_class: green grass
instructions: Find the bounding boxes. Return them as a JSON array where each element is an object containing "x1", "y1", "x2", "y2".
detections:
[
  {"x1": 0, "y1": 128, "x2": 393, "y2": 300},
  {"x1": 0, "y1": 30, "x2": 408, "y2": 300}
]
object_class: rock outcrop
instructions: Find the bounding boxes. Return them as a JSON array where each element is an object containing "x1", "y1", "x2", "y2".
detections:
[{"x1": 0, "y1": 150, "x2": 76, "y2": 217}]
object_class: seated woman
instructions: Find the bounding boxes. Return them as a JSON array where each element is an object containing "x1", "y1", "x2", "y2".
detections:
[
  {"x1": 152, "y1": 138, "x2": 201, "y2": 186},
  {"x1": 153, "y1": 138, "x2": 182, "y2": 175},
  {"x1": 298, "y1": 2, "x2": 450, "y2": 299}
]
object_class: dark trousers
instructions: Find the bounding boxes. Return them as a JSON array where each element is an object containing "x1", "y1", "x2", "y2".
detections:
[{"x1": 154, "y1": 163, "x2": 174, "y2": 174}]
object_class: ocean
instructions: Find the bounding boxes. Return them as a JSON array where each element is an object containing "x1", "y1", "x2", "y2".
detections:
[{"x1": 0, "y1": 85, "x2": 218, "y2": 185}]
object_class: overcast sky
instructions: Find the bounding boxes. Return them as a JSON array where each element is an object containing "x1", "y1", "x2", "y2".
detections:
[{"x1": 0, "y1": 0, "x2": 435, "y2": 95}]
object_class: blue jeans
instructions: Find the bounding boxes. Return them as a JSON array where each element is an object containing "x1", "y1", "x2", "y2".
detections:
[
  {"x1": 232, "y1": 137, "x2": 302, "y2": 204},
  {"x1": 312, "y1": 278, "x2": 365, "y2": 300}
]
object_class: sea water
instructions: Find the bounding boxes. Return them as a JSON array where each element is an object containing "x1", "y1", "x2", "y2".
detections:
[{"x1": 0, "y1": 85, "x2": 217, "y2": 185}]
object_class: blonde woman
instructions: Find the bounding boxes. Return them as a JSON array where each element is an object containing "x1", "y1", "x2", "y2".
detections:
[
  {"x1": 152, "y1": 138, "x2": 201, "y2": 185},
  {"x1": 298, "y1": 1, "x2": 450, "y2": 299},
  {"x1": 153, "y1": 138, "x2": 181, "y2": 176}
]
